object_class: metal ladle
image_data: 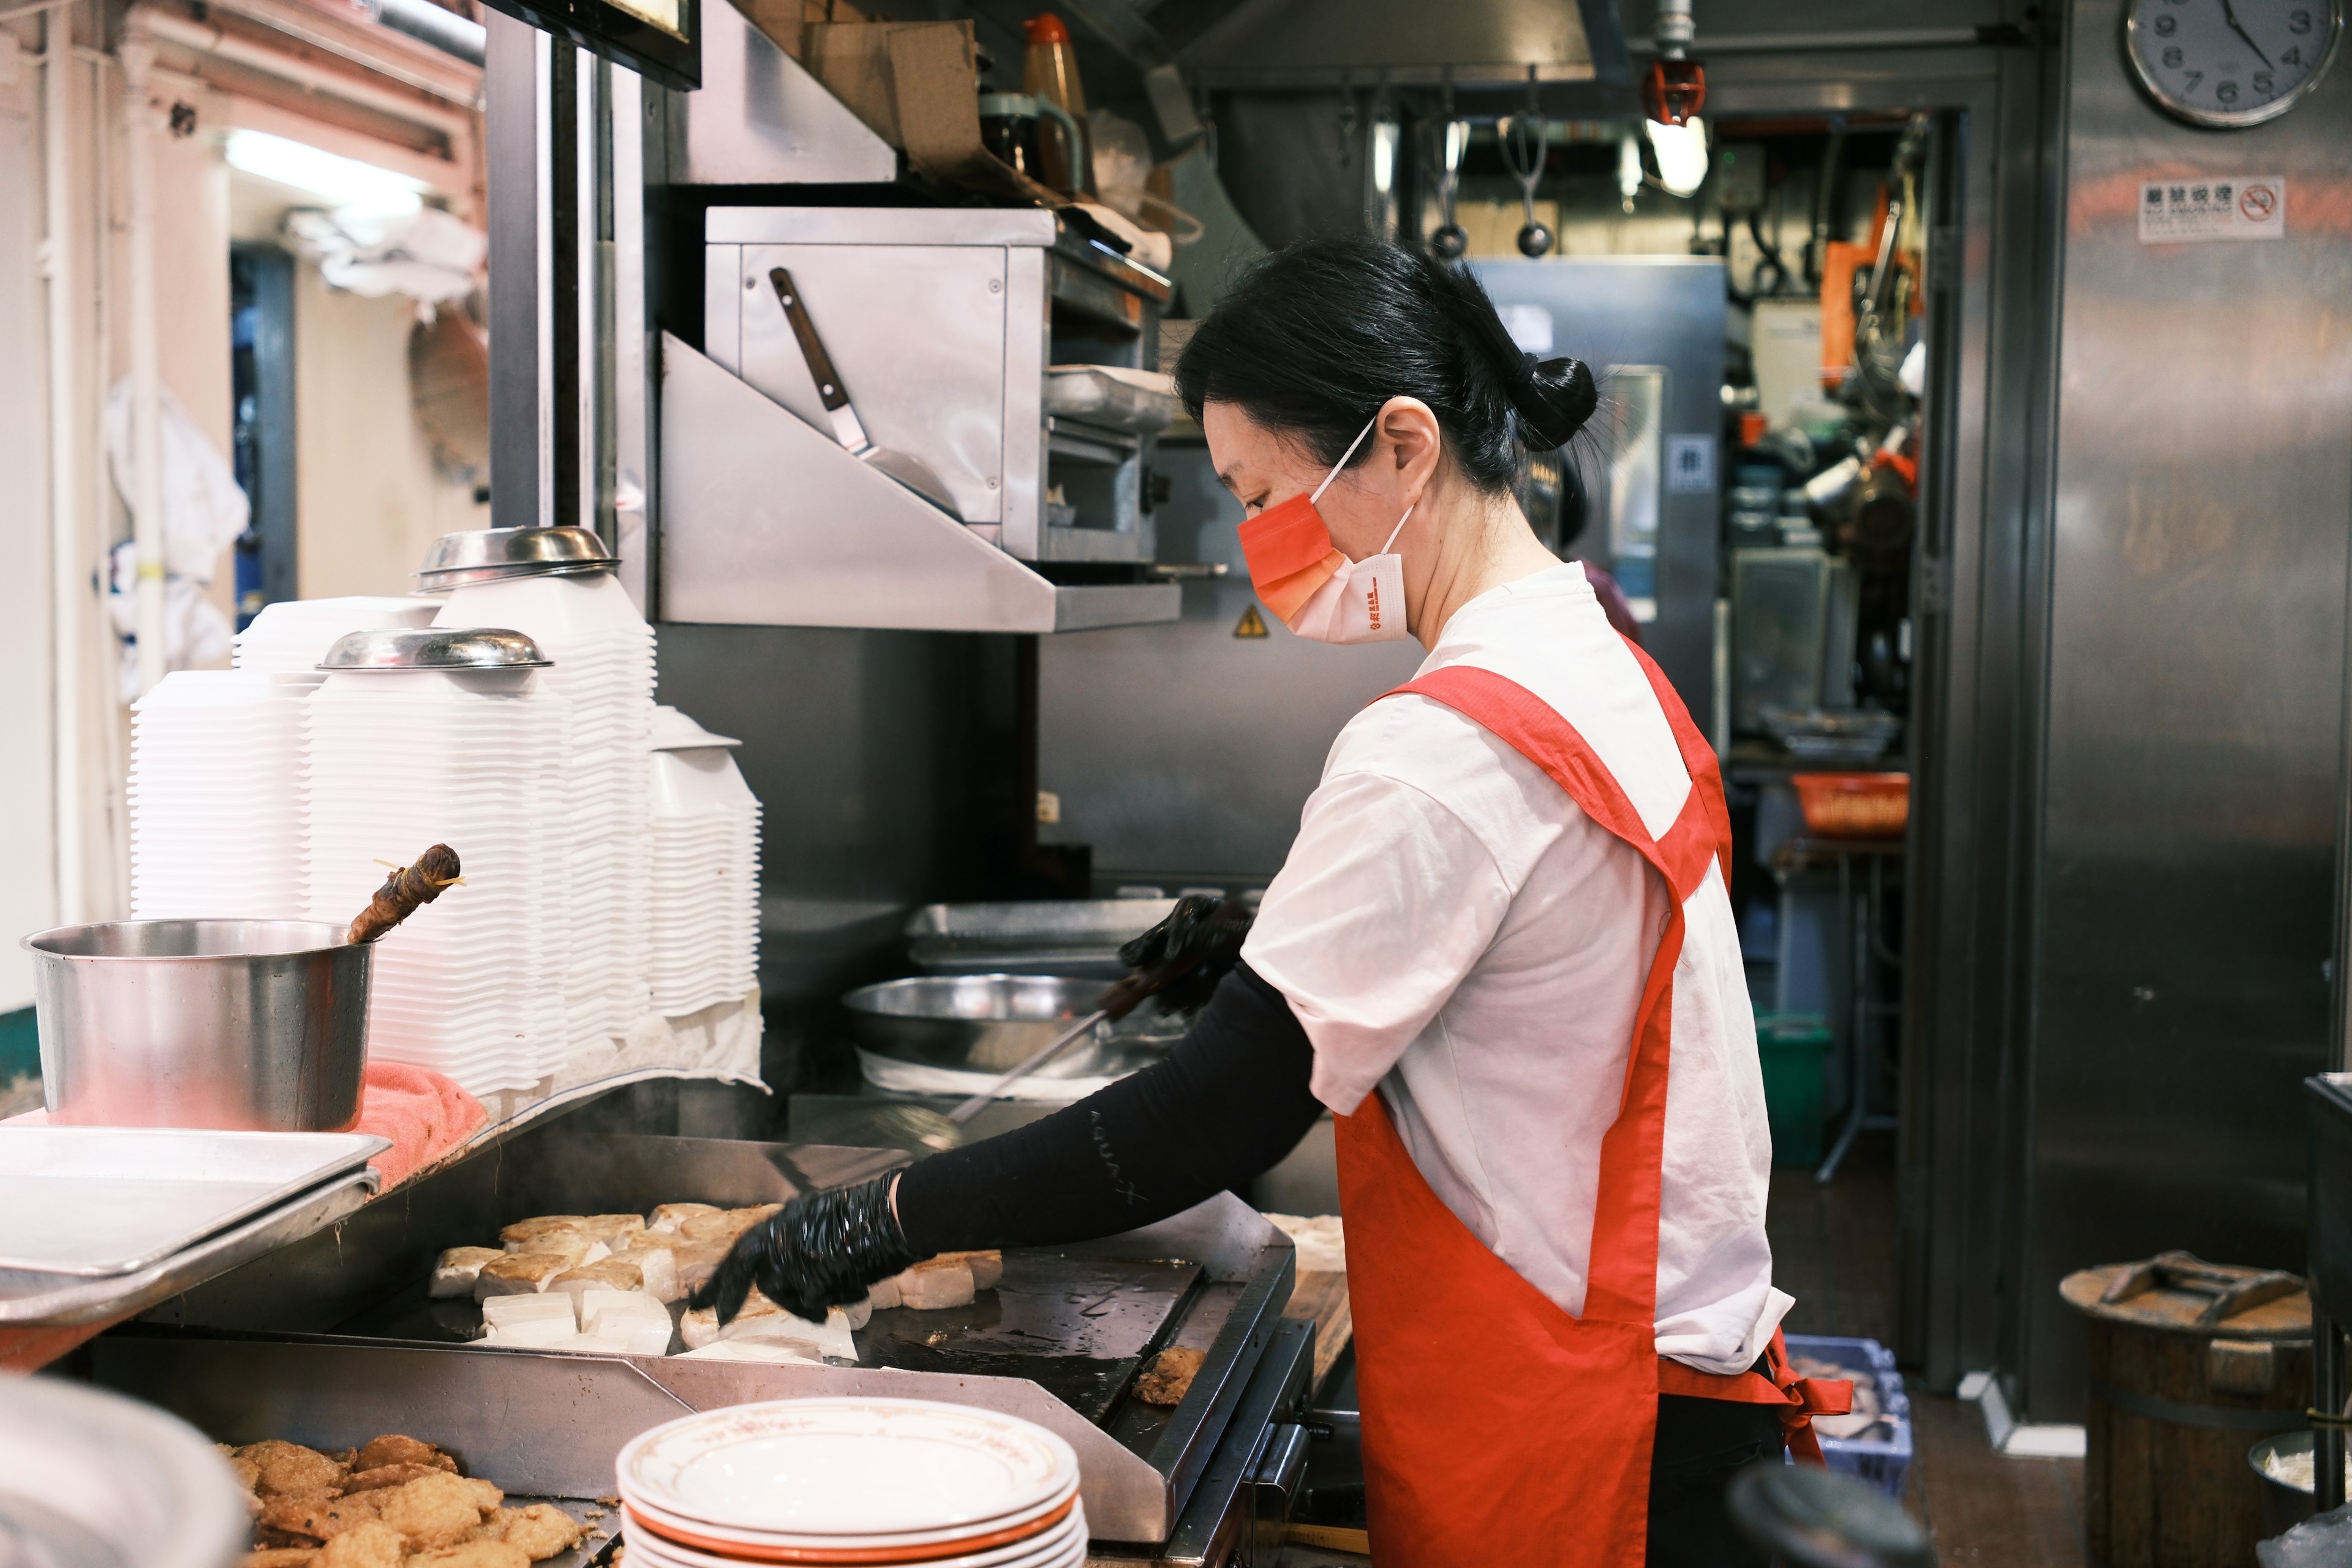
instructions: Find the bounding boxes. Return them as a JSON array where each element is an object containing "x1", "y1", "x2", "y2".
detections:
[
  {"x1": 1431, "y1": 118, "x2": 1470, "y2": 259},
  {"x1": 1501, "y1": 67, "x2": 1553, "y2": 258}
]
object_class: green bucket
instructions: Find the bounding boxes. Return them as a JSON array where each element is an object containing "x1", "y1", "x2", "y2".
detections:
[{"x1": 1756, "y1": 1012, "x2": 1832, "y2": 1167}]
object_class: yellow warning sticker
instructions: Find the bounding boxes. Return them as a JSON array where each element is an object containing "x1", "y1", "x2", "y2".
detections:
[{"x1": 1233, "y1": 605, "x2": 1268, "y2": 639}]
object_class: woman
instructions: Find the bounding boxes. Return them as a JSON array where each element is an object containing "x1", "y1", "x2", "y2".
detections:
[{"x1": 703, "y1": 238, "x2": 1842, "y2": 1567}]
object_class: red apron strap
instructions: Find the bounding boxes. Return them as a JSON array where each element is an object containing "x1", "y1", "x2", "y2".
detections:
[
  {"x1": 1653, "y1": 1329, "x2": 1855, "y2": 1467},
  {"x1": 1619, "y1": 635, "x2": 1735, "y2": 889}
]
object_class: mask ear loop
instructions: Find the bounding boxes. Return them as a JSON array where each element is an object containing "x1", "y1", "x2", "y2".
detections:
[
  {"x1": 1310, "y1": 413, "x2": 1384, "y2": 504},
  {"x1": 1378, "y1": 505, "x2": 1414, "y2": 555}
]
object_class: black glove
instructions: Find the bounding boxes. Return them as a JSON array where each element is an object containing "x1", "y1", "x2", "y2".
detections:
[
  {"x1": 1117, "y1": 894, "x2": 1254, "y2": 1017},
  {"x1": 692, "y1": 1176, "x2": 918, "y2": 1325}
]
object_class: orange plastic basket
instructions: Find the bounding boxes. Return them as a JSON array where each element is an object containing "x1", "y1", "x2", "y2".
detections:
[{"x1": 1792, "y1": 772, "x2": 1909, "y2": 839}]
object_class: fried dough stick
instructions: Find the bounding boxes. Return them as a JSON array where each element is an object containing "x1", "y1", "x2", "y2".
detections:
[{"x1": 347, "y1": 845, "x2": 463, "y2": 944}]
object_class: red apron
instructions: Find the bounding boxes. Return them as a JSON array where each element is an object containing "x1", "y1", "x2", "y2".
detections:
[{"x1": 1333, "y1": 650, "x2": 1850, "y2": 1568}]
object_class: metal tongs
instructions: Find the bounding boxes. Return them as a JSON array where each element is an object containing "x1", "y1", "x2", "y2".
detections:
[{"x1": 767, "y1": 268, "x2": 964, "y2": 521}]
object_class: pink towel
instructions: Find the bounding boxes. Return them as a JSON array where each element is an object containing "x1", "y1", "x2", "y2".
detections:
[
  {"x1": 356, "y1": 1060, "x2": 486, "y2": 1189},
  {"x1": 2, "y1": 1061, "x2": 483, "y2": 1190}
]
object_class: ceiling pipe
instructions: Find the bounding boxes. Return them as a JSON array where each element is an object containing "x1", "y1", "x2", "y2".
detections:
[
  {"x1": 190, "y1": 0, "x2": 481, "y2": 105},
  {"x1": 129, "y1": 4, "x2": 475, "y2": 142},
  {"x1": 364, "y1": 0, "x2": 484, "y2": 67}
]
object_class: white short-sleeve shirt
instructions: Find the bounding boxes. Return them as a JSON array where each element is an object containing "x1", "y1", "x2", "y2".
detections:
[{"x1": 1241, "y1": 562, "x2": 1790, "y2": 1375}]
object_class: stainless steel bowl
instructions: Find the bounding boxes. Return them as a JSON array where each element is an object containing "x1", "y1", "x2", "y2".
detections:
[
  {"x1": 318, "y1": 627, "x2": 551, "y2": 671},
  {"x1": 2249, "y1": 1430, "x2": 2324, "y2": 1538},
  {"x1": 842, "y1": 974, "x2": 1175, "y2": 1081},
  {"x1": 0, "y1": 1378, "x2": 249, "y2": 1568},
  {"x1": 23, "y1": 921, "x2": 371, "y2": 1132},
  {"x1": 414, "y1": 525, "x2": 617, "y2": 589}
]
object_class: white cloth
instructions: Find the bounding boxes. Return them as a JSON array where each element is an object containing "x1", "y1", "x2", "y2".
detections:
[
  {"x1": 1242, "y1": 562, "x2": 1790, "y2": 1375},
  {"x1": 104, "y1": 379, "x2": 249, "y2": 583}
]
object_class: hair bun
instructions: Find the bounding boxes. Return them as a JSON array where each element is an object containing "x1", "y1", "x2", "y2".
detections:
[{"x1": 1510, "y1": 355, "x2": 1598, "y2": 451}]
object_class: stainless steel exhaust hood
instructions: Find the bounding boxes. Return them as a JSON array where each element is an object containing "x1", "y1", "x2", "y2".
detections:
[{"x1": 1178, "y1": 0, "x2": 1634, "y2": 107}]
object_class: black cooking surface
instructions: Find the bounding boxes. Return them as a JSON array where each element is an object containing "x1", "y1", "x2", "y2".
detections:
[
  {"x1": 328, "y1": 1248, "x2": 1202, "y2": 1426},
  {"x1": 856, "y1": 1253, "x2": 1203, "y2": 1422}
]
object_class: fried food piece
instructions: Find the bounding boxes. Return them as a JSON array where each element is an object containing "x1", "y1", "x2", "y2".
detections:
[
  {"x1": 577, "y1": 1215, "x2": 647, "y2": 1245},
  {"x1": 1134, "y1": 1346, "x2": 1207, "y2": 1407},
  {"x1": 646, "y1": 1202, "x2": 718, "y2": 1234},
  {"x1": 355, "y1": 1434, "x2": 458, "y2": 1473},
  {"x1": 551, "y1": 1259, "x2": 643, "y2": 1300},
  {"x1": 867, "y1": 1277, "x2": 900, "y2": 1311},
  {"x1": 377, "y1": 1471, "x2": 492, "y2": 1548},
  {"x1": 318, "y1": 1522, "x2": 408, "y2": 1568},
  {"x1": 225, "y1": 1454, "x2": 263, "y2": 1492},
  {"x1": 500, "y1": 1216, "x2": 590, "y2": 1251},
  {"x1": 893, "y1": 1257, "x2": 974, "y2": 1310},
  {"x1": 669, "y1": 1238, "x2": 729, "y2": 1294},
  {"x1": 239, "y1": 1552, "x2": 319, "y2": 1568},
  {"x1": 933, "y1": 1250, "x2": 1004, "y2": 1289},
  {"x1": 475, "y1": 1251, "x2": 584, "y2": 1300},
  {"x1": 260, "y1": 1491, "x2": 382, "y2": 1540},
  {"x1": 613, "y1": 1240, "x2": 680, "y2": 1303},
  {"x1": 432, "y1": 1246, "x2": 507, "y2": 1298},
  {"x1": 341, "y1": 1463, "x2": 444, "y2": 1494},
  {"x1": 237, "y1": 1441, "x2": 348, "y2": 1498},
  {"x1": 410, "y1": 1545, "x2": 528, "y2": 1568},
  {"x1": 499, "y1": 1503, "x2": 586, "y2": 1561},
  {"x1": 677, "y1": 1204, "x2": 779, "y2": 1243}
]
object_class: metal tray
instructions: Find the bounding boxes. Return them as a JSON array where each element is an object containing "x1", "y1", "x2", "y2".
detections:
[
  {"x1": 904, "y1": 899, "x2": 1174, "y2": 980},
  {"x1": 0, "y1": 1127, "x2": 389, "y2": 1276}
]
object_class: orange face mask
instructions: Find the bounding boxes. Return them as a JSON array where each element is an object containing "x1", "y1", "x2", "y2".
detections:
[{"x1": 1236, "y1": 415, "x2": 1412, "y2": 644}]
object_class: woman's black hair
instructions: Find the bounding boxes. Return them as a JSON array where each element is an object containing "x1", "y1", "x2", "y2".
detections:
[{"x1": 1173, "y1": 236, "x2": 1599, "y2": 493}]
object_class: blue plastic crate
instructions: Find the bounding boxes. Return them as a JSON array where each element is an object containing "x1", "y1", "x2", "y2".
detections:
[{"x1": 1784, "y1": 1333, "x2": 1913, "y2": 1501}]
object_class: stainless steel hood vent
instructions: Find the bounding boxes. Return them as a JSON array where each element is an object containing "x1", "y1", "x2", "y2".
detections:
[
  {"x1": 658, "y1": 336, "x2": 1180, "y2": 634},
  {"x1": 1179, "y1": 0, "x2": 1634, "y2": 108}
]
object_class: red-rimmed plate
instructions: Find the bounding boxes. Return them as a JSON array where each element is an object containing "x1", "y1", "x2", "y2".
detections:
[
  {"x1": 622, "y1": 1503, "x2": 1085, "y2": 1568},
  {"x1": 616, "y1": 1398, "x2": 1080, "y2": 1540}
]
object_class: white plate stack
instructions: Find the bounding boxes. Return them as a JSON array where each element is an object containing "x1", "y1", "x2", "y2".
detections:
[
  {"x1": 649, "y1": 707, "x2": 761, "y2": 1016},
  {"x1": 127, "y1": 670, "x2": 318, "y2": 921},
  {"x1": 433, "y1": 573, "x2": 655, "y2": 1062},
  {"x1": 617, "y1": 1399, "x2": 1087, "y2": 1568},
  {"x1": 233, "y1": 597, "x2": 440, "y2": 674},
  {"x1": 302, "y1": 665, "x2": 568, "y2": 1096}
]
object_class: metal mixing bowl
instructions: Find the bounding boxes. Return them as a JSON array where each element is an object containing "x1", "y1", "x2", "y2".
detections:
[
  {"x1": 842, "y1": 973, "x2": 1175, "y2": 1084},
  {"x1": 23, "y1": 921, "x2": 371, "y2": 1132},
  {"x1": 2249, "y1": 1430, "x2": 2324, "y2": 1538},
  {"x1": 413, "y1": 526, "x2": 617, "y2": 590}
]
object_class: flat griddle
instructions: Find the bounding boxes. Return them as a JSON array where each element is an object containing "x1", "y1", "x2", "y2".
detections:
[{"x1": 108, "y1": 1104, "x2": 1299, "y2": 1547}]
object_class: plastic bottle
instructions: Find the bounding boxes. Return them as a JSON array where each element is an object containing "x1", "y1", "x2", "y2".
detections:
[{"x1": 1022, "y1": 13, "x2": 1090, "y2": 194}]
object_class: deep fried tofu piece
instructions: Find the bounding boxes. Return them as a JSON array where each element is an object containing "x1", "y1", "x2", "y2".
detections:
[
  {"x1": 260, "y1": 1490, "x2": 383, "y2": 1540},
  {"x1": 317, "y1": 1522, "x2": 408, "y2": 1568},
  {"x1": 236, "y1": 1441, "x2": 348, "y2": 1498},
  {"x1": 238, "y1": 1551, "x2": 319, "y2": 1568},
  {"x1": 377, "y1": 1470, "x2": 491, "y2": 1548},
  {"x1": 497, "y1": 1504, "x2": 585, "y2": 1561},
  {"x1": 221, "y1": 1450, "x2": 263, "y2": 1492},
  {"x1": 342, "y1": 1462, "x2": 445, "y2": 1494},
  {"x1": 1133, "y1": 1346, "x2": 1207, "y2": 1406},
  {"x1": 409, "y1": 1544, "x2": 529, "y2": 1568},
  {"x1": 353, "y1": 1434, "x2": 458, "y2": 1474}
]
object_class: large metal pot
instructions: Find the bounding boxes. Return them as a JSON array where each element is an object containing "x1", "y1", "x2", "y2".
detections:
[
  {"x1": 842, "y1": 974, "x2": 1174, "y2": 1085},
  {"x1": 23, "y1": 921, "x2": 370, "y2": 1132}
]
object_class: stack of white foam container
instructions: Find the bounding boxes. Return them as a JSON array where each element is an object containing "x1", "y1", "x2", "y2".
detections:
[
  {"x1": 233, "y1": 597, "x2": 440, "y2": 674},
  {"x1": 127, "y1": 670, "x2": 318, "y2": 921},
  {"x1": 302, "y1": 658, "x2": 568, "y2": 1096},
  {"x1": 647, "y1": 706, "x2": 763, "y2": 1016},
  {"x1": 432, "y1": 571, "x2": 655, "y2": 1069}
]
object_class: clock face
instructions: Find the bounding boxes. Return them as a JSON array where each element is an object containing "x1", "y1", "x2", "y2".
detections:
[{"x1": 2125, "y1": 0, "x2": 2343, "y2": 126}]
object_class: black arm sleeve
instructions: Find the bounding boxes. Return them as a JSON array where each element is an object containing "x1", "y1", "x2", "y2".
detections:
[{"x1": 894, "y1": 963, "x2": 1322, "y2": 1256}]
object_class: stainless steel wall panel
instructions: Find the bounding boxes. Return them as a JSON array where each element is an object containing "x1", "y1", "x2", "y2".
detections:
[
  {"x1": 1038, "y1": 445, "x2": 1425, "y2": 881},
  {"x1": 2018, "y1": 0, "x2": 2352, "y2": 1420}
]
